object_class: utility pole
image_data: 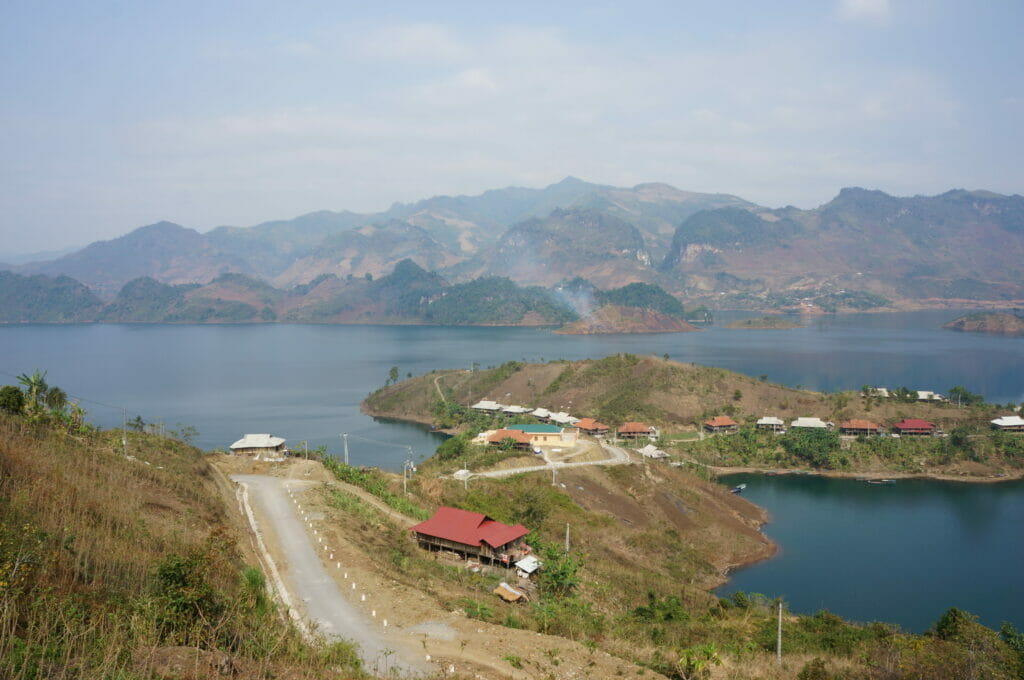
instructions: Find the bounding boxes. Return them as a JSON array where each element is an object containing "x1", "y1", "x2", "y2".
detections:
[
  {"x1": 776, "y1": 600, "x2": 783, "y2": 667},
  {"x1": 122, "y1": 408, "x2": 127, "y2": 457},
  {"x1": 564, "y1": 523, "x2": 570, "y2": 552},
  {"x1": 341, "y1": 433, "x2": 349, "y2": 465}
]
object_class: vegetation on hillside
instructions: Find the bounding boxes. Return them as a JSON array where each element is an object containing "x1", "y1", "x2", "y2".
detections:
[{"x1": 0, "y1": 376, "x2": 364, "y2": 679}]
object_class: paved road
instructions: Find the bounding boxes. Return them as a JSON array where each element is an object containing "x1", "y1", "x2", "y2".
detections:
[
  {"x1": 232, "y1": 474, "x2": 431, "y2": 678},
  {"x1": 474, "y1": 440, "x2": 633, "y2": 479}
]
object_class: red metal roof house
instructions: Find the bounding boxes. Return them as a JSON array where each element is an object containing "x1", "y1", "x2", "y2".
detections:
[
  {"x1": 576, "y1": 417, "x2": 610, "y2": 435},
  {"x1": 410, "y1": 507, "x2": 531, "y2": 565},
  {"x1": 891, "y1": 418, "x2": 936, "y2": 436},
  {"x1": 839, "y1": 419, "x2": 881, "y2": 436},
  {"x1": 704, "y1": 416, "x2": 739, "y2": 433},
  {"x1": 618, "y1": 421, "x2": 653, "y2": 439}
]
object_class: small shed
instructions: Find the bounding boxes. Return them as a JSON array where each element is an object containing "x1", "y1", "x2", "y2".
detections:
[
  {"x1": 230, "y1": 434, "x2": 287, "y2": 456},
  {"x1": 515, "y1": 555, "x2": 542, "y2": 578},
  {"x1": 704, "y1": 416, "x2": 739, "y2": 434},
  {"x1": 756, "y1": 416, "x2": 785, "y2": 433},
  {"x1": 639, "y1": 444, "x2": 669, "y2": 459}
]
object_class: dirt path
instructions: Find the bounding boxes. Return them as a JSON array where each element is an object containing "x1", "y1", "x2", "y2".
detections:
[
  {"x1": 474, "y1": 439, "x2": 633, "y2": 478},
  {"x1": 232, "y1": 474, "x2": 432, "y2": 677}
]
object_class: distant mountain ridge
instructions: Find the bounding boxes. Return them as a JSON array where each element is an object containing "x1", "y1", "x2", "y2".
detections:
[
  {"x1": 1, "y1": 262, "x2": 706, "y2": 328},
  {"x1": 8, "y1": 179, "x2": 1024, "y2": 309}
]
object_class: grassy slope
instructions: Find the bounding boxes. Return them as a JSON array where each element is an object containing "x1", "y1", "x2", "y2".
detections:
[
  {"x1": 364, "y1": 355, "x2": 1023, "y2": 477},
  {"x1": 0, "y1": 414, "x2": 362, "y2": 679}
]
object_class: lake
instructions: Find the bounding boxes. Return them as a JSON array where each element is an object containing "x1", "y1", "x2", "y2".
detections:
[
  {"x1": 716, "y1": 473, "x2": 1024, "y2": 633},
  {"x1": 1, "y1": 311, "x2": 1022, "y2": 632},
  {"x1": 0, "y1": 310, "x2": 1021, "y2": 469}
]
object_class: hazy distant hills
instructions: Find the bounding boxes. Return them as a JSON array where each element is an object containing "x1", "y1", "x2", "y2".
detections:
[{"x1": 7, "y1": 178, "x2": 1024, "y2": 312}]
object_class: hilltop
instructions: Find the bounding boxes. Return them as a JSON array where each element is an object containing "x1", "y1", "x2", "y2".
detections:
[
  {"x1": 8, "y1": 179, "x2": 1023, "y2": 310},
  {"x1": 942, "y1": 311, "x2": 1024, "y2": 336},
  {"x1": 364, "y1": 355, "x2": 1024, "y2": 479}
]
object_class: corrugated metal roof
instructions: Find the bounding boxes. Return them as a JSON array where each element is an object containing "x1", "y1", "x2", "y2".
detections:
[
  {"x1": 507, "y1": 424, "x2": 562, "y2": 434},
  {"x1": 705, "y1": 416, "x2": 738, "y2": 427},
  {"x1": 757, "y1": 416, "x2": 784, "y2": 425},
  {"x1": 992, "y1": 415, "x2": 1024, "y2": 427},
  {"x1": 790, "y1": 417, "x2": 828, "y2": 428},
  {"x1": 892, "y1": 418, "x2": 935, "y2": 429},
  {"x1": 410, "y1": 507, "x2": 529, "y2": 549},
  {"x1": 230, "y1": 434, "x2": 285, "y2": 449},
  {"x1": 618, "y1": 421, "x2": 650, "y2": 434}
]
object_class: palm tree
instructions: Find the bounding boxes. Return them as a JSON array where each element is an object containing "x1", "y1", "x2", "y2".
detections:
[{"x1": 16, "y1": 370, "x2": 48, "y2": 409}]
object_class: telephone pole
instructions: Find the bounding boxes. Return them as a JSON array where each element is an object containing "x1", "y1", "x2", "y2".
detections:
[
  {"x1": 776, "y1": 600, "x2": 783, "y2": 667},
  {"x1": 341, "y1": 433, "x2": 349, "y2": 465},
  {"x1": 564, "y1": 523, "x2": 570, "y2": 552},
  {"x1": 122, "y1": 408, "x2": 128, "y2": 457}
]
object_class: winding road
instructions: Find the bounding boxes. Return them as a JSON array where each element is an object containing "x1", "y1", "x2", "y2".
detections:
[{"x1": 232, "y1": 474, "x2": 431, "y2": 678}]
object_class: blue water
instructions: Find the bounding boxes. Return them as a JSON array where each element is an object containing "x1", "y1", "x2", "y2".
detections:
[
  {"x1": 1, "y1": 311, "x2": 1021, "y2": 632},
  {"x1": 717, "y1": 473, "x2": 1024, "y2": 633},
  {"x1": 0, "y1": 311, "x2": 1021, "y2": 467}
]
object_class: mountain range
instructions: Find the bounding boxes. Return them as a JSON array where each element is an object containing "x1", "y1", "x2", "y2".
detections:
[{"x1": 7, "y1": 178, "x2": 1024, "y2": 315}]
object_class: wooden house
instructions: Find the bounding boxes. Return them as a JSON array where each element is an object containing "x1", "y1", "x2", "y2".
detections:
[
  {"x1": 576, "y1": 418, "x2": 610, "y2": 436},
  {"x1": 704, "y1": 416, "x2": 739, "y2": 434},
  {"x1": 486, "y1": 429, "x2": 534, "y2": 449},
  {"x1": 756, "y1": 416, "x2": 785, "y2": 433},
  {"x1": 840, "y1": 419, "x2": 881, "y2": 436},
  {"x1": 229, "y1": 434, "x2": 287, "y2": 456},
  {"x1": 991, "y1": 415, "x2": 1024, "y2": 432},
  {"x1": 891, "y1": 418, "x2": 936, "y2": 436},
  {"x1": 410, "y1": 507, "x2": 531, "y2": 566},
  {"x1": 617, "y1": 421, "x2": 653, "y2": 439}
]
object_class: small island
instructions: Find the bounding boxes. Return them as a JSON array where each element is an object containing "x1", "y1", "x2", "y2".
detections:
[
  {"x1": 555, "y1": 304, "x2": 699, "y2": 334},
  {"x1": 725, "y1": 315, "x2": 803, "y2": 330},
  {"x1": 942, "y1": 311, "x2": 1024, "y2": 336}
]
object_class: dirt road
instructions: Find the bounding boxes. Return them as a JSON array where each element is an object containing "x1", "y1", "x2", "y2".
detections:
[
  {"x1": 474, "y1": 439, "x2": 633, "y2": 478},
  {"x1": 232, "y1": 474, "x2": 432, "y2": 678}
]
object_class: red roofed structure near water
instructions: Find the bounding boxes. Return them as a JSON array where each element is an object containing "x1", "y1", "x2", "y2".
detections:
[{"x1": 410, "y1": 506, "x2": 531, "y2": 564}]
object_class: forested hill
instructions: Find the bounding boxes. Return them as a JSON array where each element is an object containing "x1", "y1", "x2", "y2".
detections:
[{"x1": 0, "y1": 262, "x2": 700, "y2": 328}]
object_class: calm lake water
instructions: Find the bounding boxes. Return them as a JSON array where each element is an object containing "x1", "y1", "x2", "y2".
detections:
[
  {"x1": 1, "y1": 311, "x2": 1022, "y2": 630},
  {"x1": 717, "y1": 473, "x2": 1024, "y2": 633}
]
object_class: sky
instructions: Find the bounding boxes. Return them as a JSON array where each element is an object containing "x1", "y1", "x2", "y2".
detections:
[{"x1": 1, "y1": 0, "x2": 1022, "y2": 255}]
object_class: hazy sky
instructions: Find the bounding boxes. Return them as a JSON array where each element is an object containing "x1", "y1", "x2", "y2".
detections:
[{"x1": 2, "y1": 0, "x2": 1022, "y2": 254}]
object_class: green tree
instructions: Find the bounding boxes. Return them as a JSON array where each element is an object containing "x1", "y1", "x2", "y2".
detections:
[
  {"x1": 674, "y1": 643, "x2": 722, "y2": 680},
  {"x1": 0, "y1": 385, "x2": 25, "y2": 414},
  {"x1": 16, "y1": 369, "x2": 48, "y2": 409},
  {"x1": 387, "y1": 366, "x2": 399, "y2": 385}
]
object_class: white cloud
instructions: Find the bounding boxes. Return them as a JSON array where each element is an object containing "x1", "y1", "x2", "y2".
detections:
[{"x1": 838, "y1": 0, "x2": 891, "y2": 22}]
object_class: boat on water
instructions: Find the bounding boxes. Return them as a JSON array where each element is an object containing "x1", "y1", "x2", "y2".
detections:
[
  {"x1": 866, "y1": 478, "x2": 897, "y2": 485},
  {"x1": 731, "y1": 483, "x2": 747, "y2": 494}
]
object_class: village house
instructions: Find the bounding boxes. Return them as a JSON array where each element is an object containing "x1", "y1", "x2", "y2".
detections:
[
  {"x1": 576, "y1": 417, "x2": 610, "y2": 436},
  {"x1": 991, "y1": 415, "x2": 1024, "y2": 432},
  {"x1": 410, "y1": 506, "x2": 531, "y2": 566},
  {"x1": 891, "y1": 418, "x2": 937, "y2": 436},
  {"x1": 471, "y1": 400, "x2": 503, "y2": 412},
  {"x1": 502, "y1": 404, "x2": 531, "y2": 415},
  {"x1": 485, "y1": 429, "x2": 534, "y2": 449},
  {"x1": 617, "y1": 421, "x2": 655, "y2": 440},
  {"x1": 756, "y1": 416, "x2": 786, "y2": 433},
  {"x1": 229, "y1": 434, "x2": 287, "y2": 457},
  {"x1": 916, "y1": 391, "x2": 945, "y2": 402},
  {"x1": 839, "y1": 419, "x2": 882, "y2": 436},
  {"x1": 507, "y1": 424, "x2": 578, "y2": 445},
  {"x1": 530, "y1": 407, "x2": 551, "y2": 420},
  {"x1": 790, "y1": 417, "x2": 831, "y2": 430},
  {"x1": 704, "y1": 415, "x2": 739, "y2": 434}
]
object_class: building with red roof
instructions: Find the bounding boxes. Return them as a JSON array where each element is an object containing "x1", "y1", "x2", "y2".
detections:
[
  {"x1": 486, "y1": 429, "x2": 534, "y2": 449},
  {"x1": 410, "y1": 507, "x2": 531, "y2": 565},
  {"x1": 704, "y1": 416, "x2": 739, "y2": 434},
  {"x1": 891, "y1": 418, "x2": 936, "y2": 436},
  {"x1": 576, "y1": 418, "x2": 609, "y2": 435},
  {"x1": 839, "y1": 419, "x2": 881, "y2": 436},
  {"x1": 618, "y1": 421, "x2": 653, "y2": 439}
]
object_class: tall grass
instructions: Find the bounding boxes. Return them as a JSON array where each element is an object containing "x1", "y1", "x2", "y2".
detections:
[{"x1": 0, "y1": 413, "x2": 363, "y2": 679}]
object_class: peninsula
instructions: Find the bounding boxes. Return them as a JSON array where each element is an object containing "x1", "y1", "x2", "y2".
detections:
[{"x1": 943, "y1": 311, "x2": 1024, "y2": 336}]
